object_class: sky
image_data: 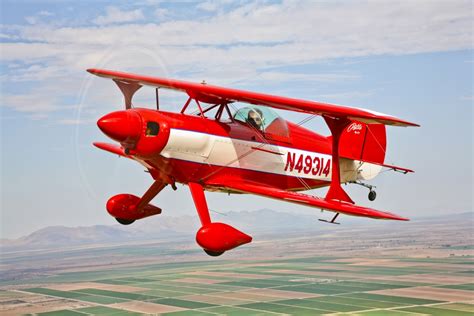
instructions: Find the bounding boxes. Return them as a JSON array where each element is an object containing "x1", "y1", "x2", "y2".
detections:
[{"x1": 1, "y1": 0, "x2": 473, "y2": 239}]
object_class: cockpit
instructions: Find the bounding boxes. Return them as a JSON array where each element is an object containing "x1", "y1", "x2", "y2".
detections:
[{"x1": 233, "y1": 105, "x2": 290, "y2": 141}]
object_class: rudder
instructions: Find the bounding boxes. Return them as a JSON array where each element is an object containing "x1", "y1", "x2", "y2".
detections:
[{"x1": 338, "y1": 121, "x2": 386, "y2": 164}]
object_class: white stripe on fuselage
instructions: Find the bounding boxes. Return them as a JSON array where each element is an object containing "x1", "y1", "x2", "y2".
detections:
[{"x1": 160, "y1": 128, "x2": 379, "y2": 182}]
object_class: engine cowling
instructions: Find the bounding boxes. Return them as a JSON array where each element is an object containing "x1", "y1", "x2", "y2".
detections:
[
  {"x1": 132, "y1": 109, "x2": 170, "y2": 157},
  {"x1": 106, "y1": 194, "x2": 161, "y2": 220},
  {"x1": 97, "y1": 109, "x2": 170, "y2": 158},
  {"x1": 196, "y1": 222, "x2": 252, "y2": 253}
]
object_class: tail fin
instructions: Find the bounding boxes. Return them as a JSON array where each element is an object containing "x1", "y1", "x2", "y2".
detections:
[{"x1": 339, "y1": 121, "x2": 386, "y2": 164}]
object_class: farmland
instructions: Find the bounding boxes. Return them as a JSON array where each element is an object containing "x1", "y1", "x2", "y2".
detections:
[{"x1": 1, "y1": 212, "x2": 473, "y2": 315}]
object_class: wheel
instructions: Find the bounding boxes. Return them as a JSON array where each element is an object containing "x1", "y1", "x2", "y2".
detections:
[
  {"x1": 116, "y1": 218, "x2": 135, "y2": 225},
  {"x1": 204, "y1": 249, "x2": 225, "y2": 257},
  {"x1": 368, "y1": 190, "x2": 377, "y2": 201}
]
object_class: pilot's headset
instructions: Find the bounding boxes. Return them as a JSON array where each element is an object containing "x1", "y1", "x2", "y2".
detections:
[{"x1": 252, "y1": 109, "x2": 265, "y2": 126}]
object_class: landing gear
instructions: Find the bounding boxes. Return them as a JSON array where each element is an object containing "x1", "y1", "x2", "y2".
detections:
[
  {"x1": 349, "y1": 181, "x2": 377, "y2": 201},
  {"x1": 368, "y1": 190, "x2": 377, "y2": 201},
  {"x1": 107, "y1": 180, "x2": 166, "y2": 225},
  {"x1": 204, "y1": 249, "x2": 225, "y2": 257},
  {"x1": 189, "y1": 182, "x2": 252, "y2": 256},
  {"x1": 115, "y1": 218, "x2": 135, "y2": 225}
]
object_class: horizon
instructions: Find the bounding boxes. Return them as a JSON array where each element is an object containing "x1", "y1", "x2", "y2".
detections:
[{"x1": 2, "y1": 209, "x2": 473, "y2": 242}]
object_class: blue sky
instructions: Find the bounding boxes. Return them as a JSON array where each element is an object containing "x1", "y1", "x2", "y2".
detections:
[{"x1": 1, "y1": 0, "x2": 473, "y2": 238}]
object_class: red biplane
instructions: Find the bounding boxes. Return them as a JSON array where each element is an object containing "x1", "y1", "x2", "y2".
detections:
[{"x1": 88, "y1": 68, "x2": 419, "y2": 256}]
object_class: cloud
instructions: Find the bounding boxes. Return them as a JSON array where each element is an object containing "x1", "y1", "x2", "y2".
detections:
[
  {"x1": 197, "y1": 1, "x2": 219, "y2": 12},
  {"x1": 38, "y1": 10, "x2": 53, "y2": 17},
  {"x1": 2, "y1": 93, "x2": 59, "y2": 113},
  {"x1": 93, "y1": 6, "x2": 144, "y2": 25},
  {"x1": 58, "y1": 118, "x2": 95, "y2": 125},
  {"x1": 6, "y1": 1, "x2": 471, "y2": 57},
  {"x1": 316, "y1": 91, "x2": 375, "y2": 101},
  {"x1": 0, "y1": 33, "x2": 19, "y2": 40},
  {"x1": 154, "y1": 8, "x2": 169, "y2": 19},
  {"x1": 1, "y1": 1, "x2": 472, "y2": 119},
  {"x1": 256, "y1": 72, "x2": 360, "y2": 83},
  {"x1": 25, "y1": 10, "x2": 54, "y2": 25}
]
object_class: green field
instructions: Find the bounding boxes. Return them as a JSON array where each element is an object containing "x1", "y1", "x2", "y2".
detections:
[
  {"x1": 2, "y1": 253, "x2": 473, "y2": 315},
  {"x1": 2, "y1": 213, "x2": 473, "y2": 315}
]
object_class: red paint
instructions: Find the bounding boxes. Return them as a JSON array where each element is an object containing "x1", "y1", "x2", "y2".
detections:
[
  {"x1": 361, "y1": 123, "x2": 387, "y2": 164},
  {"x1": 98, "y1": 110, "x2": 141, "y2": 145},
  {"x1": 370, "y1": 161, "x2": 414, "y2": 174},
  {"x1": 106, "y1": 194, "x2": 162, "y2": 220},
  {"x1": 196, "y1": 222, "x2": 252, "y2": 252},
  {"x1": 93, "y1": 142, "x2": 127, "y2": 157},
  {"x1": 131, "y1": 109, "x2": 171, "y2": 157},
  {"x1": 250, "y1": 146, "x2": 284, "y2": 156},
  {"x1": 188, "y1": 182, "x2": 212, "y2": 225},
  {"x1": 324, "y1": 117, "x2": 354, "y2": 204}
]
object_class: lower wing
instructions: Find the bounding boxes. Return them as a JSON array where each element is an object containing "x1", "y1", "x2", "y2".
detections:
[{"x1": 206, "y1": 179, "x2": 408, "y2": 221}]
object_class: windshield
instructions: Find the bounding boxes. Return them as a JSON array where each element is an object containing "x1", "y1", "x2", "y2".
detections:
[{"x1": 233, "y1": 105, "x2": 290, "y2": 141}]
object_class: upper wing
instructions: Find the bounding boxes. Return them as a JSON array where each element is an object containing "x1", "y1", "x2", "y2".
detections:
[
  {"x1": 87, "y1": 68, "x2": 419, "y2": 127},
  {"x1": 206, "y1": 179, "x2": 408, "y2": 221}
]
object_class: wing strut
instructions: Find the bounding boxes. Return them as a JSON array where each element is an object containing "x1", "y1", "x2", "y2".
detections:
[
  {"x1": 155, "y1": 88, "x2": 160, "y2": 110},
  {"x1": 113, "y1": 79, "x2": 142, "y2": 109},
  {"x1": 324, "y1": 116, "x2": 354, "y2": 204}
]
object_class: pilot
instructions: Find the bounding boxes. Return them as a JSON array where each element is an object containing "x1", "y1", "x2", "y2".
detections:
[{"x1": 247, "y1": 108, "x2": 264, "y2": 131}]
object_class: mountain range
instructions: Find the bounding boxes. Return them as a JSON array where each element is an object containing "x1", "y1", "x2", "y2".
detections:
[{"x1": 1, "y1": 209, "x2": 472, "y2": 252}]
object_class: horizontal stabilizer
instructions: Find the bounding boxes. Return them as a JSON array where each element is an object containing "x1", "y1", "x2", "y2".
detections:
[{"x1": 369, "y1": 161, "x2": 414, "y2": 174}]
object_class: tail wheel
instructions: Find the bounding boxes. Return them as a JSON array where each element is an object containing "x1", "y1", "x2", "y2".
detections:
[
  {"x1": 368, "y1": 190, "x2": 377, "y2": 201},
  {"x1": 204, "y1": 249, "x2": 225, "y2": 257},
  {"x1": 116, "y1": 218, "x2": 135, "y2": 225}
]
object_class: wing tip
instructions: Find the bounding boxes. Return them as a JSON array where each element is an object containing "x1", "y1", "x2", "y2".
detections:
[
  {"x1": 87, "y1": 68, "x2": 109, "y2": 76},
  {"x1": 388, "y1": 115, "x2": 419, "y2": 127},
  {"x1": 386, "y1": 214, "x2": 410, "y2": 221},
  {"x1": 396, "y1": 216, "x2": 410, "y2": 221},
  {"x1": 87, "y1": 68, "x2": 107, "y2": 76},
  {"x1": 389, "y1": 118, "x2": 420, "y2": 127},
  {"x1": 403, "y1": 121, "x2": 420, "y2": 128}
]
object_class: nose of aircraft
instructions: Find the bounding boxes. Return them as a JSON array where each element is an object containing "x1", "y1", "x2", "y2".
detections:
[{"x1": 97, "y1": 110, "x2": 142, "y2": 143}]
